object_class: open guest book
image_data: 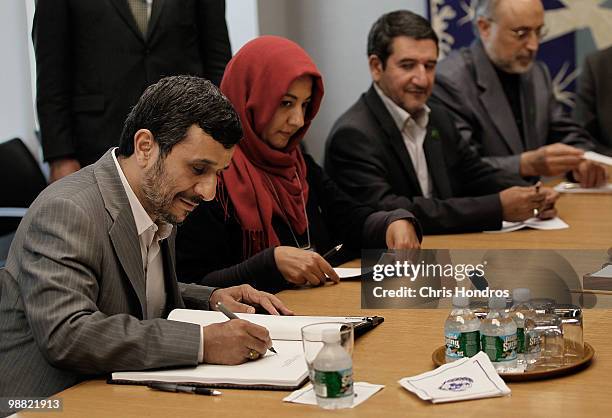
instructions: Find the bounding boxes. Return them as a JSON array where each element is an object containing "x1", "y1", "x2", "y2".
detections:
[{"x1": 109, "y1": 309, "x2": 383, "y2": 391}]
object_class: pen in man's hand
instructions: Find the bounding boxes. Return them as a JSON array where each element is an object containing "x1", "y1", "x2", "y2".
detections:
[
  {"x1": 216, "y1": 301, "x2": 278, "y2": 354},
  {"x1": 533, "y1": 181, "x2": 542, "y2": 217},
  {"x1": 321, "y1": 244, "x2": 343, "y2": 261},
  {"x1": 148, "y1": 382, "x2": 221, "y2": 396}
]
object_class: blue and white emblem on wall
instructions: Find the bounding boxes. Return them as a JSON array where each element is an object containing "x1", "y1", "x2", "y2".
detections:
[{"x1": 428, "y1": 0, "x2": 612, "y2": 109}]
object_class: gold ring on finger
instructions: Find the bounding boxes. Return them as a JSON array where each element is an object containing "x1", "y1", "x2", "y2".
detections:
[{"x1": 248, "y1": 349, "x2": 260, "y2": 360}]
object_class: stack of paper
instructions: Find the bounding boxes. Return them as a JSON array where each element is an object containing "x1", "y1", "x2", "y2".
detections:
[
  {"x1": 583, "y1": 264, "x2": 612, "y2": 291},
  {"x1": 485, "y1": 217, "x2": 569, "y2": 233},
  {"x1": 554, "y1": 182, "x2": 612, "y2": 194},
  {"x1": 398, "y1": 352, "x2": 510, "y2": 403}
]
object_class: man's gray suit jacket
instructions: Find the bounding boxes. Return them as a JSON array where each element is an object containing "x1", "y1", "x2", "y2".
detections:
[
  {"x1": 574, "y1": 45, "x2": 612, "y2": 156},
  {"x1": 0, "y1": 150, "x2": 215, "y2": 399},
  {"x1": 433, "y1": 40, "x2": 594, "y2": 176}
]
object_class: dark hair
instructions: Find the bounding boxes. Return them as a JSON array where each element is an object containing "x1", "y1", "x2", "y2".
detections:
[
  {"x1": 118, "y1": 75, "x2": 243, "y2": 157},
  {"x1": 367, "y1": 10, "x2": 439, "y2": 68}
]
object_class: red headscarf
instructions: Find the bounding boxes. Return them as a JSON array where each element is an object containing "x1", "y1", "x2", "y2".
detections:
[{"x1": 220, "y1": 36, "x2": 324, "y2": 257}]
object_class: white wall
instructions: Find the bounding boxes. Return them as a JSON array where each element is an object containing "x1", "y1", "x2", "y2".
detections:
[
  {"x1": 257, "y1": 0, "x2": 427, "y2": 163},
  {"x1": 0, "y1": 0, "x2": 38, "y2": 160},
  {"x1": 226, "y1": 0, "x2": 259, "y2": 53}
]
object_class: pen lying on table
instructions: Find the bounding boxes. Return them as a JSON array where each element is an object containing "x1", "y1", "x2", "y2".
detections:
[{"x1": 148, "y1": 383, "x2": 221, "y2": 396}]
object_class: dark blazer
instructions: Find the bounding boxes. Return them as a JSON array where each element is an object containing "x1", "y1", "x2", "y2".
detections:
[
  {"x1": 574, "y1": 46, "x2": 612, "y2": 156},
  {"x1": 433, "y1": 40, "x2": 595, "y2": 174},
  {"x1": 0, "y1": 150, "x2": 214, "y2": 400},
  {"x1": 325, "y1": 85, "x2": 528, "y2": 235},
  {"x1": 176, "y1": 153, "x2": 421, "y2": 293},
  {"x1": 33, "y1": 0, "x2": 231, "y2": 165}
]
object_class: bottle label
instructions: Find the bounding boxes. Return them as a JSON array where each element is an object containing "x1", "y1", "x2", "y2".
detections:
[
  {"x1": 517, "y1": 327, "x2": 525, "y2": 354},
  {"x1": 481, "y1": 333, "x2": 517, "y2": 362},
  {"x1": 445, "y1": 330, "x2": 480, "y2": 359},
  {"x1": 526, "y1": 330, "x2": 541, "y2": 354},
  {"x1": 314, "y1": 368, "x2": 353, "y2": 399}
]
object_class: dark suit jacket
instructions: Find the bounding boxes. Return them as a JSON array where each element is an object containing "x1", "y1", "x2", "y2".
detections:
[
  {"x1": 574, "y1": 46, "x2": 612, "y2": 156},
  {"x1": 33, "y1": 0, "x2": 231, "y2": 165},
  {"x1": 433, "y1": 40, "x2": 594, "y2": 175},
  {"x1": 0, "y1": 150, "x2": 214, "y2": 400},
  {"x1": 325, "y1": 85, "x2": 528, "y2": 234}
]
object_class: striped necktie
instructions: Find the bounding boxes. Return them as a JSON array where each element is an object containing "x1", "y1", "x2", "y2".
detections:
[{"x1": 127, "y1": 0, "x2": 151, "y2": 38}]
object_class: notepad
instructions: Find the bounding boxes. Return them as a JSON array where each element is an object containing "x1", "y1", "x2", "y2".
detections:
[
  {"x1": 112, "y1": 340, "x2": 308, "y2": 389},
  {"x1": 484, "y1": 217, "x2": 569, "y2": 233},
  {"x1": 583, "y1": 264, "x2": 612, "y2": 291},
  {"x1": 110, "y1": 310, "x2": 382, "y2": 390}
]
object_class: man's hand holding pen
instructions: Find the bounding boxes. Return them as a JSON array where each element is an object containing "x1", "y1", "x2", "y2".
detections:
[
  {"x1": 533, "y1": 182, "x2": 560, "y2": 220},
  {"x1": 499, "y1": 181, "x2": 559, "y2": 222}
]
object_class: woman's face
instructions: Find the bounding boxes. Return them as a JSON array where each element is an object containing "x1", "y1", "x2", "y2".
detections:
[{"x1": 261, "y1": 75, "x2": 313, "y2": 150}]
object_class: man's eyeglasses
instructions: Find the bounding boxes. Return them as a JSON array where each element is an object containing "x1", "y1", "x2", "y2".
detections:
[
  {"x1": 485, "y1": 18, "x2": 548, "y2": 42},
  {"x1": 509, "y1": 25, "x2": 548, "y2": 42}
]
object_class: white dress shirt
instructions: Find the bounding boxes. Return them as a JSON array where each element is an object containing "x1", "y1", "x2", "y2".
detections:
[
  {"x1": 374, "y1": 82, "x2": 433, "y2": 198},
  {"x1": 112, "y1": 149, "x2": 204, "y2": 362},
  {"x1": 112, "y1": 149, "x2": 171, "y2": 319}
]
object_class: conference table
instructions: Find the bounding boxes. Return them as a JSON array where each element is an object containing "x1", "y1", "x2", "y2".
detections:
[{"x1": 15, "y1": 188, "x2": 612, "y2": 417}]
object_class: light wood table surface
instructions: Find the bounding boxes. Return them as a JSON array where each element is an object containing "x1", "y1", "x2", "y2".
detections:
[
  {"x1": 423, "y1": 187, "x2": 612, "y2": 250},
  {"x1": 16, "y1": 281, "x2": 612, "y2": 418},
  {"x1": 16, "y1": 182, "x2": 612, "y2": 418}
]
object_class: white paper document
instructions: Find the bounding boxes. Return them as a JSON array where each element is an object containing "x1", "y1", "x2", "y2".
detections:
[
  {"x1": 584, "y1": 151, "x2": 612, "y2": 167},
  {"x1": 283, "y1": 382, "x2": 385, "y2": 408},
  {"x1": 398, "y1": 352, "x2": 510, "y2": 403},
  {"x1": 554, "y1": 182, "x2": 612, "y2": 194},
  {"x1": 485, "y1": 217, "x2": 569, "y2": 233},
  {"x1": 333, "y1": 267, "x2": 362, "y2": 279}
]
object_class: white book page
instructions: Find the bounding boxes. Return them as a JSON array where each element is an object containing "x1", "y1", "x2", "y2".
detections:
[
  {"x1": 168, "y1": 310, "x2": 364, "y2": 341},
  {"x1": 112, "y1": 340, "x2": 307, "y2": 386}
]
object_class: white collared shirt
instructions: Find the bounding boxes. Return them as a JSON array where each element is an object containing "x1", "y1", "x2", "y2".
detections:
[
  {"x1": 374, "y1": 82, "x2": 433, "y2": 198},
  {"x1": 112, "y1": 149, "x2": 172, "y2": 320}
]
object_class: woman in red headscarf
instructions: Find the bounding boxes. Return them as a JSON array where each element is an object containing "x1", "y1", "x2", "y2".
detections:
[{"x1": 176, "y1": 36, "x2": 421, "y2": 292}]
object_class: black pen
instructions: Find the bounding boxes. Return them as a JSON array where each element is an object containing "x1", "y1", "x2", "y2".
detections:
[
  {"x1": 148, "y1": 382, "x2": 221, "y2": 396},
  {"x1": 215, "y1": 301, "x2": 278, "y2": 354},
  {"x1": 322, "y1": 244, "x2": 343, "y2": 261},
  {"x1": 533, "y1": 181, "x2": 542, "y2": 217}
]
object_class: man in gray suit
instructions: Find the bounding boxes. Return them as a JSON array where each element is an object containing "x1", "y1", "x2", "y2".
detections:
[
  {"x1": 574, "y1": 46, "x2": 612, "y2": 156},
  {"x1": 433, "y1": 0, "x2": 607, "y2": 188},
  {"x1": 0, "y1": 76, "x2": 292, "y2": 405}
]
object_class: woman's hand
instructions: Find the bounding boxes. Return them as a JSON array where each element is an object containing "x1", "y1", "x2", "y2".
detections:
[{"x1": 273, "y1": 246, "x2": 340, "y2": 286}]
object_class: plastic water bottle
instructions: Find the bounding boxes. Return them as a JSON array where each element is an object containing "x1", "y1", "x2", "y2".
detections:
[
  {"x1": 510, "y1": 288, "x2": 540, "y2": 366},
  {"x1": 313, "y1": 329, "x2": 354, "y2": 409},
  {"x1": 444, "y1": 295, "x2": 481, "y2": 362},
  {"x1": 481, "y1": 296, "x2": 518, "y2": 372}
]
